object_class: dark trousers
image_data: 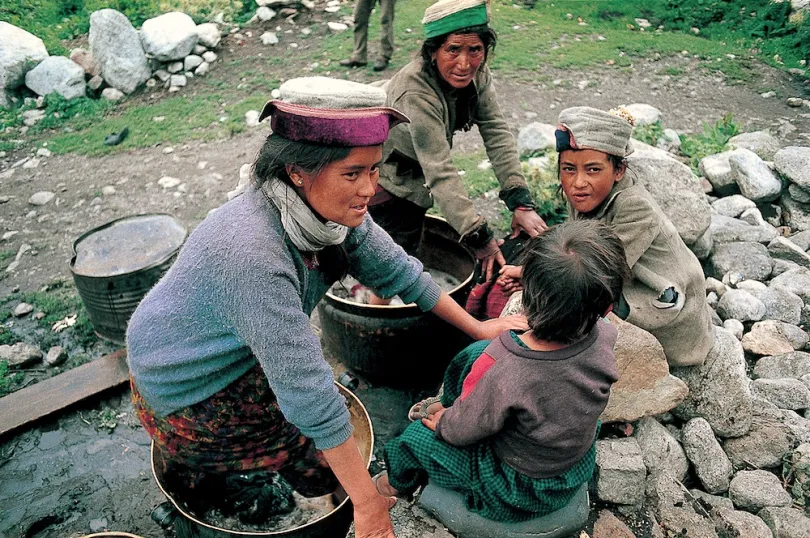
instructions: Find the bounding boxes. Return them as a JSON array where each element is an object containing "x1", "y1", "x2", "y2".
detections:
[{"x1": 350, "y1": 0, "x2": 395, "y2": 62}]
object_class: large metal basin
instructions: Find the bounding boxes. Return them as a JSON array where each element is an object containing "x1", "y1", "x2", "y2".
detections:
[
  {"x1": 318, "y1": 216, "x2": 475, "y2": 388},
  {"x1": 150, "y1": 383, "x2": 373, "y2": 538}
]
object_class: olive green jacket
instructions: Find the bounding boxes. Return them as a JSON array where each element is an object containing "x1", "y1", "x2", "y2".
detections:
[
  {"x1": 574, "y1": 175, "x2": 715, "y2": 366},
  {"x1": 380, "y1": 58, "x2": 527, "y2": 238}
]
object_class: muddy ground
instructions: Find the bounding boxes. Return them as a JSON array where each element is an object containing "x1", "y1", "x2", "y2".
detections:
[{"x1": 1, "y1": 9, "x2": 810, "y2": 538}]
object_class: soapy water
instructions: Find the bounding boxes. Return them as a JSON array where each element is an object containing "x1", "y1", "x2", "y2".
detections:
[
  {"x1": 197, "y1": 491, "x2": 337, "y2": 532},
  {"x1": 330, "y1": 268, "x2": 462, "y2": 305}
]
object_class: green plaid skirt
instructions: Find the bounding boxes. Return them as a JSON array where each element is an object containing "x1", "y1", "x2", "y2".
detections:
[{"x1": 383, "y1": 339, "x2": 596, "y2": 522}]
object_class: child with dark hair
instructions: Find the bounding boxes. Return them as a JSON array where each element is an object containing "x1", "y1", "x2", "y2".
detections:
[{"x1": 375, "y1": 219, "x2": 630, "y2": 522}]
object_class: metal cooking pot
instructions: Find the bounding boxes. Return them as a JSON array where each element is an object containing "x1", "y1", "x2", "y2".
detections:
[
  {"x1": 318, "y1": 216, "x2": 475, "y2": 388},
  {"x1": 150, "y1": 383, "x2": 373, "y2": 538}
]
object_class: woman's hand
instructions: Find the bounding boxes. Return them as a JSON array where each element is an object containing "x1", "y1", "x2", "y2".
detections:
[
  {"x1": 353, "y1": 495, "x2": 397, "y2": 538},
  {"x1": 511, "y1": 209, "x2": 547, "y2": 238},
  {"x1": 496, "y1": 265, "x2": 523, "y2": 293},
  {"x1": 421, "y1": 405, "x2": 447, "y2": 432},
  {"x1": 474, "y1": 238, "x2": 506, "y2": 282},
  {"x1": 472, "y1": 314, "x2": 528, "y2": 340}
]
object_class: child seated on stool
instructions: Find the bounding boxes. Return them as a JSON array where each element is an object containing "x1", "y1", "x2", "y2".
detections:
[{"x1": 375, "y1": 219, "x2": 630, "y2": 522}]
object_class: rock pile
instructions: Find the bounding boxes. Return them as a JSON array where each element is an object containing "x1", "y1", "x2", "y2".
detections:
[{"x1": 562, "y1": 105, "x2": 810, "y2": 537}]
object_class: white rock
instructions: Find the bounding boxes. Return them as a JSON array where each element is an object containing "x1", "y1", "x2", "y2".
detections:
[
  {"x1": 183, "y1": 55, "x2": 204, "y2": 71},
  {"x1": 0, "y1": 342, "x2": 42, "y2": 368},
  {"x1": 624, "y1": 103, "x2": 661, "y2": 125},
  {"x1": 708, "y1": 241, "x2": 772, "y2": 281},
  {"x1": 769, "y1": 236, "x2": 810, "y2": 268},
  {"x1": 775, "y1": 146, "x2": 810, "y2": 191},
  {"x1": 257, "y1": 7, "x2": 277, "y2": 21},
  {"x1": 13, "y1": 302, "x2": 34, "y2": 317},
  {"x1": 35, "y1": 147, "x2": 51, "y2": 158},
  {"x1": 711, "y1": 194, "x2": 756, "y2": 218},
  {"x1": 167, "y1": 61, "x2": 183, "y2": 74},
  {"x1": 729, "y1": 148, "x2": 782, "y2": 203},
  {"x1": 202, "y1": 51, "x2": 217, "y2": 63},
  {"x1": 140, "y1": 12, "x2": 199, "y2": 62},
  {"x1": 261, "y1": 32, "x2": 280, "y2": 46},
  {"x1": 710, "y1": 214, "x2": 778, "y2": 244},
  {"x1": 656, "y1": 128, "x2": 681, "y2": 152},
  {"x1": 89, "y1": 9, "x2": 151, "y2": 94},
  {"x1": 716, "y1": 289, "x2": 766, "y2": 322},
  {"x1": 196, "y1": 22, "x2": 222, "y2": 49},
  {"x1": 517, "y1": 123, "x2": 556, "y2": 156},
  {"x1": 742, "y1": 320, "x2": 797, "y2": 356},
  {"x1": 194, "y1": 62, "x2": 210, "y2": 76},
  {"x1": 728, "y1": 470, "x2": 792, "y2": 512},
  {"x1": 729, "y1": 131, "x2": 781, "y2": 160},
  {"x1": 328, "y1": 22, "x2": 349, "y2": 32},
  {"x1": 748, "y1": 287, "x2": 803, "y2": 325},
  {"x1": 700, "y1": 150, "x2": 743, "y2": 195},
  {"x1": 101, "y1": 87, "x2": 124, "y2": 101},
  {"x1": 28, "y1": 191, "x2": 55, "y2": 205},
  {"x1": 634, "y1": 417, "x2": 688, "y2": 481},
  {"x1": 758, "y1": 506, "x2": 810, "y2": 538},
  {"x1": 0, "y1": 22, "x2": 49, "y2": 94},
  {"x1": 595, "y1": 438, "x2": 646, "y2": 505},
  {"x1": 169, "y1": 74, "x2": 187, "y2": 87},
  {"x1": 682, "y1": 417, "x2": 733, "y2": 493},
  {"x1": 45, "y1": 345, "x2": 67, "y2": 366},
  {"x1": 723, "y1": 319, "x2": 744, "y2": 340},
  {"x1": 87, "y1": 74, "x2": 104, "y2": 91},
  {"x1": 24, "y1": 56, "x2": 85, "y2": 100},
  {"x1": 245, "y1": 110, "x2": 261, "y2": 127},
  {"x1": 157, "y1": 176, "x2": 181, "y2": 189}
]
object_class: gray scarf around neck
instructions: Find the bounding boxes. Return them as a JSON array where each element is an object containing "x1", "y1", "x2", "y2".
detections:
[{"x1": 262, "y1": 180, "x2": 348, "y2": 252}]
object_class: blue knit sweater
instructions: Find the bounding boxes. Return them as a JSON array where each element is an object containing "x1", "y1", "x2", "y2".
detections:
[{"x1": 127, "y1": 185, "x2": 442, "y2": 450}]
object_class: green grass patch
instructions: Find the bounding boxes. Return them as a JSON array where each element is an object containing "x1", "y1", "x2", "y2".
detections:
[
  {"x1": 633, "y1": 120, "x2": 665, "y2": 147},
  {"x1": 17, "y1": 281, "x2": 98, "y2": 350},
  {"x1": 679, "y1": 113, "x2": 741, "y2": 173},
  {"x1": 0, "y1": 360, "x2": 24, "y2": 398}
]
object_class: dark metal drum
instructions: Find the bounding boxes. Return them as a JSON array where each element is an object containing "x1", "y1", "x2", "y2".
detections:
[
  {"x1": 317, "y1": 216, "x2": 475, "y2": 388},
  {"x1": 69, "y1": 214, "x2": 186, "y2": 344},
  {"x1": 150, "y1": 384, "x2": 374, "y2": 538}
]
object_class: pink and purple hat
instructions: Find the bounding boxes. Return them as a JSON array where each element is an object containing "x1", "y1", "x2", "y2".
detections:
[{"x1": 258, "y1": 77, "x2": 408, "y2": 147}]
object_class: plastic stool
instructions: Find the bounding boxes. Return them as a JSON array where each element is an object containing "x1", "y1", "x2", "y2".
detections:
[{"x1": 419, "y1": 482, "x2": 589, "y2": 538}]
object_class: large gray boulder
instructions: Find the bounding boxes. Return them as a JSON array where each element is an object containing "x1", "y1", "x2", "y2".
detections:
[
  {"x1": 788, "y1": 183, "x2": 810, "y2": 204},
  {"x1": 89, "y1": 9, "x2": 150, "y2": 94},
  {"x1": 516, "y1": 122, "x2": 556, "y2": 156},
  {"x1": 634, "y1": 417, "x2": 688, "y2": 481},
  {"x1": 700, "y1": 150, "x2": 742, "y2": 195},
  {"x1": 712, "y1": 509, "x2": 774, "y2": 538},
  {"x1": 722, "y1": 414, "x2": 795, "y2": 470},
  {"x1": 758, "y1": 506, "x2": 810, "y2": 538},
  {"x1": 647, "y1": 474, "x2": 718, "y2": 538},
  {"x1": 672, "y1": 327, "x2": 753, "y2": 438},
  {"x1": 594, "y1": 438, "x2": 646, "y2": 506},
  {"x1": 24, "y1": 56, "x2": 85, "y2": 100},
  {"x1": 0, "y1": 22, "x2": 49, "y2": 102},
  {"x1": 780, "y1": 193, "x2": 810, "y2": 232},
  {"x1": 769, "y1": 236, "x2": 810, "y2": 268},
  {"x1": 682, "y1": 418, "x2": 733, "y2": 493},
  {"x1": 710, "y1": 214, "x2": 778, "y2": 244},
  {"x1": 770, "y1": 267, "x2": 810, "y2": 303},
  {"x1": 729, "y1": 131, "x2": 781, "y2": 160},
  {"x1": 729, "y1": 148, "x2": 783, "y2": 202},
  {"x1": 775, "y1": 146, "x2": 810, "y2": 190},
  {"x1": 708, "y1": 241, "x2": 772, "y2": 281},
  {"x1": 716, "y1": 289, "x2": 766, "y2": 322},
  {"x1": 755, "y1": 351, "x2": 810, "y2": 380},
  {"x1": 729, "y1": 470, "x2": 792, "y2": 512},
  {"x1": 711, "y1": 194, "x2": 756, "y2": 218},
  {"x1": 752, "y1": 378, "x2": 810, "y2": 410},
  {"x1": 748, "y1": 287, "x2": 803, "y2": 325},
  {"x1": 600, "y1": 315, "x2": 688, "y2": 423},
  {"x1": 140, "y1": 12, "x2": 198, "y2": 62},
  {"x1": 628, "y1": 141, "x2": 711, "y2": 245}
]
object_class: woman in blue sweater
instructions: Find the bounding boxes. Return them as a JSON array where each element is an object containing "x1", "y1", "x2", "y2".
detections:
[{"x1": 126, "y1": 78, "x2": 525, "y2": 538}]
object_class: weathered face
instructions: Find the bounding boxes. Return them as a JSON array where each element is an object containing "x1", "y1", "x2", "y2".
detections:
[
  {"x1": 559, "y1": 149, "x2": 625, "y2": 214},
  {"x1": 432, "y1": 33, "x2": 485, "y2": 89},
  {"x1": 290, "y1": 145, "x2": 382, "y2": 227}
]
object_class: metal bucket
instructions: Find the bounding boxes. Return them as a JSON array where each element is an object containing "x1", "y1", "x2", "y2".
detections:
[
  {"x1": 317, "y1": 216, "x2": 475, "y2": 388},
  {"x1": 69, "y1": 214, "x2": 187, "y2": 345},
  {"x1": 150, "y1": 383, "x2": 374, "y2": 538}
]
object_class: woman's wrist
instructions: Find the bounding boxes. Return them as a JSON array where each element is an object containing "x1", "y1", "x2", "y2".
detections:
[{"x1": 462, "y1": 222, "x2": 494, "y2": 250}]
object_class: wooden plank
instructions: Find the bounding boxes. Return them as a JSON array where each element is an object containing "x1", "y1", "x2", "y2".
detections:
[{"x1": 0, "y1": 349, "x2": 129, "y2": 438}]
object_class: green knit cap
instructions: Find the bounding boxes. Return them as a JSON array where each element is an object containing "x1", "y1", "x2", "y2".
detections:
[{"x1": 422, "y1": 0, "x2": 489, "y2": 39}]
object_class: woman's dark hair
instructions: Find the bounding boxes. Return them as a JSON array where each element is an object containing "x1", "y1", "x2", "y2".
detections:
[
  {"x1": 520, "y1": 219, "x2": 630, "y2": 344},
  {"x1": 252, "y1": 133, "x2": 354, "y2": 282},
  {"x1": 420, "y1": 24, "x2": 497, "y2": 74}
]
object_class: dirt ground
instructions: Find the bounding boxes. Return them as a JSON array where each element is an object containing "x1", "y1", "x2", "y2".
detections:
[{"x1": 1, "y1": 10, "x2": 809, "y2": 538}]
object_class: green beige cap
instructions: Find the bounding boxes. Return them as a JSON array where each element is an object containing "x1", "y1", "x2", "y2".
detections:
[{"x1": 422, "y1": 0, "x2": 489, "y2": 39}]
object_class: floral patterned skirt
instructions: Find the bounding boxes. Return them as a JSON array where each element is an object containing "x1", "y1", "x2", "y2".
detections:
[{"x1": 132, "y1": 363, "x2": 338, "y2": 508}]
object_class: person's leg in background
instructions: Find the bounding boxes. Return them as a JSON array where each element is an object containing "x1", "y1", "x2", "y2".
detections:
[
  {"x1": 374, "y1": 0, "x2": 395, "y2": 71},
  {"x1": 341, "y1": 0, "x2": 374, "y2": 67}
]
